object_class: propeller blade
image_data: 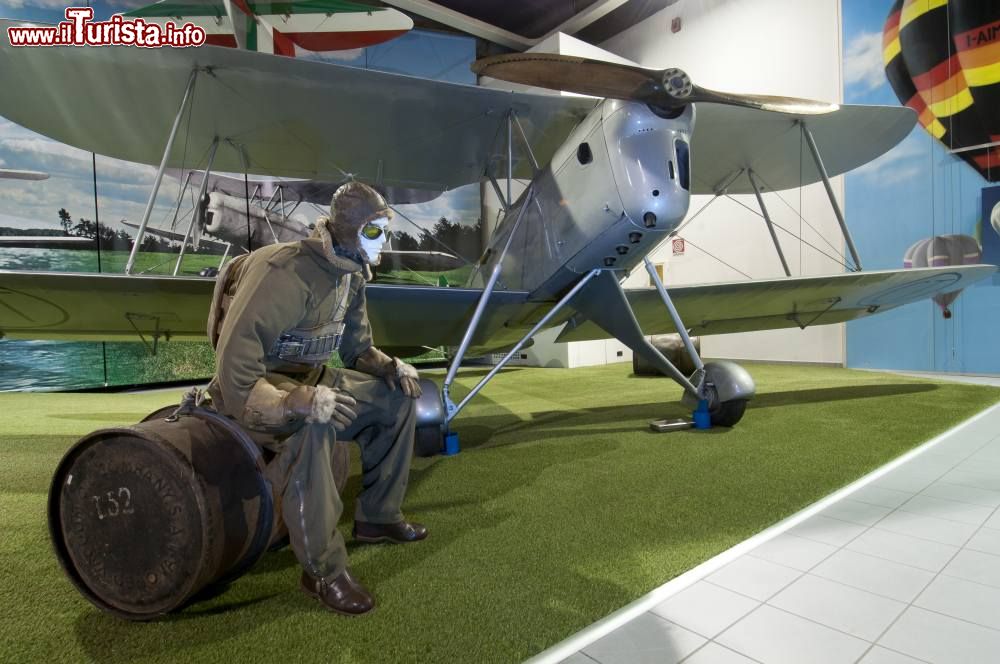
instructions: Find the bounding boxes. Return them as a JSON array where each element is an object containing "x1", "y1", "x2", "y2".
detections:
[
  {"x1": 472, "y1": 53, "x2": 661, "y2": 102},
  {"x1": 684, "y1": 78, "x2": 840, "y2": 115},
  {"x1": 472, "y1": 54, "x2": 838, "y2": 115}
]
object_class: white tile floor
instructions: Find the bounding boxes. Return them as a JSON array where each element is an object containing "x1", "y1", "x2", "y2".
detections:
[{"x1": 533, "y1": 376, "x2": 1000, "y2": 664}]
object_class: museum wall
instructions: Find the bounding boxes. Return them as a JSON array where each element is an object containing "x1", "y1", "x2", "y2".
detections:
[
  {"x1": 0, "y1": 3, "x2": 480, "y2": 390},
  {"x1": 841, "y1": 0, "x2": 1000, "y2": 374},
  {"x1": 602, "y1": 0, "x2": 849, "y2": 365}
]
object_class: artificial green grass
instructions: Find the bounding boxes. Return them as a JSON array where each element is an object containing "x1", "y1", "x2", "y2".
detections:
[{"x1": 1, "y1": 363, "x2": 998, "y2": 663}]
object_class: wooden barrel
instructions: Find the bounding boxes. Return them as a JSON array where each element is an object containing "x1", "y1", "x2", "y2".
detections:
[
  {"x1": 632, "y1": 334, "x2": 701, "y2": 377},
  {"x1": 48, "y1": 404, "x2": 349, "y2": 621}
]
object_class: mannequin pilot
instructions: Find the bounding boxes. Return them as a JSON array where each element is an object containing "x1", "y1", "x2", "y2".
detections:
[{"x1": 207, "y1": 181, "x2": 426, "y2": 616}]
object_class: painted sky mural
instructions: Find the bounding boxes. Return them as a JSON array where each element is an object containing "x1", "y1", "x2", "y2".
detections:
[
  {"x1": 842, "y1": 0, "x2": 1000, "y2": 374},
  {"x1": 0, "y1": 4, "x2": 480, "y2": 389}
]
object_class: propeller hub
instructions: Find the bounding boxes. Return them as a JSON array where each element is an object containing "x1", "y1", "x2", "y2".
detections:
[{"x1": 661, "y1": 68, "x2": 693, "y2": 101}]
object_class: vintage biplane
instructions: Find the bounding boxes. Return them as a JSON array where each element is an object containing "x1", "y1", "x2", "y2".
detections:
[
  {"x1": 120, "y1": 170, "x2": 462, "y2": 275},
  {"x1": 0, "y1": 20, "x2": 995, "y2": 448}
]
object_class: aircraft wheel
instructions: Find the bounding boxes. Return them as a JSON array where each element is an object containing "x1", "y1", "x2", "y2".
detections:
[
  {"x1": 415, "y1": 425, "x2": 444, "y2": 457},
  {"x1": 710, "y1": 399, "x2": 748, "y2": 427},
  {"x1": 413, "y1": 378, "x2": 446, "y2": 457},
  {"x1": 699, "y1": 361, "x2": 755, "y2": 428}
]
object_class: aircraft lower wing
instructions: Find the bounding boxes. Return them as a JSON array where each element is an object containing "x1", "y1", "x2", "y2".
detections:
[
  {"x1": 379, "y1": 251, "x2": 465, "y2": 273},
  {"x1": 0, "y1": 266, "x2": 993, "y2": 351},
  {"x1": 0, "y1": 271, "x2": 530, "y2": 350},
  {"x1": 557, "y1": 265, "x2": 998, "y2": 341},
  {"x1": 120, "y1": 221, "x2": 232, "y2": 252}
]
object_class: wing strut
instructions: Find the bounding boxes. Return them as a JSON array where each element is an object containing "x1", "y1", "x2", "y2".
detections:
[
  {"x1": 173, "y1": 137, "x2": 220, "y2": 276},
  {"x1": 568, "y1": 268, "x2": 756, "y2": 428},
  {"x1": 571, "y1": 269, "x2": 701, "y2": 398},
  {"x1": 125, "y1": 67, "x2": 199, "y2": 275},
  {"x1": 488, "y1": 109, "x2": 541, "y2": 212},
  {"x1": 442, "y1": 182, "x2": 536, "y2": 420},
  {"x1": 446, "y1": 268, "x2": 601, "y2": 424},
  {"x1": 800, "y1": 120, "x2": 863, "y2": 272},
  {"x1": 747, "y1": 169, "x2": 791, "y2": 277},
  {"x1": 643, "y1": 258, "x2": 705, "y2": 378},
  {"x1": 168, "y1": 170, "x2": 195, "y2": 232}
]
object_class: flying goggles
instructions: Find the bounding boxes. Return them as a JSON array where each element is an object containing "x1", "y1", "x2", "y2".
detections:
[{"x1": 360, "y1": 222, "x2": 389, "y2": 240}]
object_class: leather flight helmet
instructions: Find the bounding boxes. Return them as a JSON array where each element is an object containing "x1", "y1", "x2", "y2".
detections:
[{"x1": 328, "y1": 181, "x2": 393, "y2": 253}]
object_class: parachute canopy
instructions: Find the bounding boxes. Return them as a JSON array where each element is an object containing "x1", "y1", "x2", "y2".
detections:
[{"x1": 883, "y1": 0, "x2": 1000, "y2": 181}]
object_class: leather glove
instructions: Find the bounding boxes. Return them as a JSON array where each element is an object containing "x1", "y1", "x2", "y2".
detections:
[
  {"x1": 282, "y1": 385, "x2": 316, "y2": 420},
  {"x1": 282, "y1": 385, "x2": 358, "y2": 432},
  {"x1": 354, "y1": 347, "x2": 422, "y2": 399},
  {"x1": 391, "y1": 358, "x2": 422, "y2": 399}
]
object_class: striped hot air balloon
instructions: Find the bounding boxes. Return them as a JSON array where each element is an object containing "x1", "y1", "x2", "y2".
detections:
[
  {"x1": 125, "y1": 0, "x2": 414, "y2": 56},
  {"x1": 903, "y1": 233, "x2": 982, "y2": 318},
  {"x1": 883, "y1": 0, "x2": 1000, "y2": 181}
]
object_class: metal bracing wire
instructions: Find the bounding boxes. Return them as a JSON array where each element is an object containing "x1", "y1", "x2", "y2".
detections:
[
  {"x1": 388, "y1": 204, "x2": 475, "y2": 268},
  {"x1": 679, "y1": 237, "x2": 753, "y2": 280},
  {"x1": 723, "y1": 193, "x2": 853, "y2": 271},
  {"x1": 753, "y1": 170, "x2": 856, "y2": 268}
]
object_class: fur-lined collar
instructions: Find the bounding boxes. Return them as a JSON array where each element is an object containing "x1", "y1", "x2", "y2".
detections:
[{"x1": 304, "y1": 216, "x2": 372, "y2": 280}]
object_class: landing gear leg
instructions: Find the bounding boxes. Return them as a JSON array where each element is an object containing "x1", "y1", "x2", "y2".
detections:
[
  {"x1": 642, "y1": 258, "x2": 756, "y2": 427},
  {"x1": 570, "y1": 267, "x2": 755, "y2": 429}
]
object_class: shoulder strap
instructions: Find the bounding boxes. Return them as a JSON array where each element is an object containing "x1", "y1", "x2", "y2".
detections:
[
  {"x1": 331, "y1": 273, "x2": 353, "y2": 338},
  {"x1": 206, "y1": 252, "x2": 253, "y2": 349}
]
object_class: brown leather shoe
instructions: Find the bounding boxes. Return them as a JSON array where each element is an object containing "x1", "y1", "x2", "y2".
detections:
[
  {"x1": 300, "y1": 569, "x2": 374, "y2": 616},
  {"x1": 353, "y1": 519, "x2": 428, "y2": 544}
]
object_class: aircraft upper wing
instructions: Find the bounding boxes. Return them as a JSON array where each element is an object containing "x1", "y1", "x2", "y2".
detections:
[
  {"x1": 1, "y1": 266, "x2": 994, "y2": 350},
  {"x1": 0, "y1": 20, "x2": 596, "y2": 191},
  {"x1": 689, "y1": 103, "x2": 916, "y2": 195},
  {"x1": 557, "y1": 265, "x2": 998, "y2": 341},
  {"x1": 2, "y1": 19, "x2": 913, "y2": 196},
  {"x1": 171, "y1": 170, "x2": 444, "y2": 206}
]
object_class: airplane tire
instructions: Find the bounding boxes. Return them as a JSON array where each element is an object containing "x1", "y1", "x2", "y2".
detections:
[
  {"x1": 415, "y1": 425, "x2": 444, "y2": 457},
  {"x1": 711, "y1": 399, "x2": 748, "y2": 427}
]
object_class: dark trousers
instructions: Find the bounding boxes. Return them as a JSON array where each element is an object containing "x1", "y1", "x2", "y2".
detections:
[{"x1": 263, "y1": 367, "x2": 416, "y2": 579}]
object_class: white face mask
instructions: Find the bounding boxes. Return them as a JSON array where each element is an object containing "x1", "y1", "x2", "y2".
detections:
[{"x1": 358, "y1": 217, "x2": 390, "y2": 266}]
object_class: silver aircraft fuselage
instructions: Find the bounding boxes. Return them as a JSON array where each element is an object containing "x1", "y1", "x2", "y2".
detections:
[
  {"x1": 203, "y1": 191, "x2": 310, "y2": 247},
  {"x1": 473, "y1": 99, "x2": 694, "y2": 301}
]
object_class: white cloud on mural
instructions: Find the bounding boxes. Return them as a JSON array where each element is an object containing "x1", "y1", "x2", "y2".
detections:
[
  {"x1": 0, "y1": 117, "x2": 179, "y2": 229},
  {"x1": 844, "y1": 30, "x2": 887, "y2": 93},
  {"x1": 853, "y1": 131, "x2": 927, "y2": 186},
  {"x1": 2, "y1": 137, "x2": 91, "y2": 162},
  {"x1": 392, "y1": 184, "x2": 480, "y2": 234}
]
